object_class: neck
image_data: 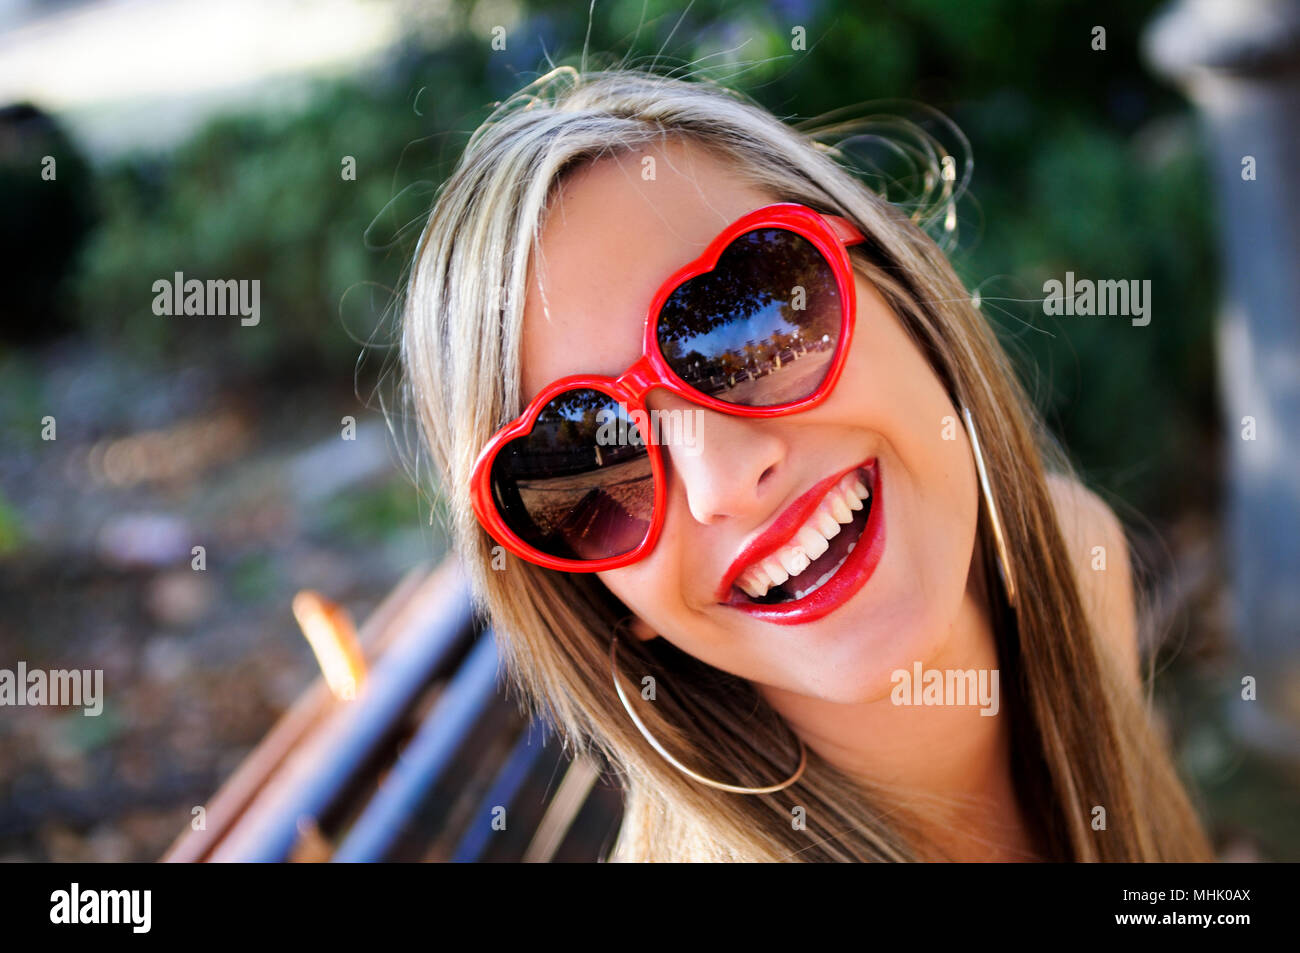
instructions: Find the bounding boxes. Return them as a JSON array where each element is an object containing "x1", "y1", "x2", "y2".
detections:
[{"x1": 757, "y1": 549, "x2": 1040, "y2": 861}]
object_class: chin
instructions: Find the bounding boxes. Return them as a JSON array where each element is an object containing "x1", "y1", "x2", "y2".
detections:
[{"x1": 754, "y1": 571, "x2": 964, "y2": 705}]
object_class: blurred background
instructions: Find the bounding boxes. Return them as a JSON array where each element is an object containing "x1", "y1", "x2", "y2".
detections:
[{"x1": 1, "y1": 0, "x2": 1297, "y2": 862}]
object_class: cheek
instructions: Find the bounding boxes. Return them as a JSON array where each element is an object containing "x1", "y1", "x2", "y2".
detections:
[
  {"x1": 838, "y1": 283, "x2": 957, "y2": 454},
  {"x1": 820, "y1": 285, "x2": 981, "y2": 657},
  {"x1": 841, "y1": 281, "x2": 974, "y2": 521},
  {"x1": 596, "y1": 478, "x2": 719, "y2": 641},
  {"x1": 597, "y1": 546, "x2": 686, "y2": 634}
]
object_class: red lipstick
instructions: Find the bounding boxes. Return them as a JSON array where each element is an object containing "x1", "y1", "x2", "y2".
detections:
[
  {"x1": 720, "y1": 460, "x2": 885, "y2": 625},
  {"x1": 715, "y1": 459, "x2": 871, "y2": 602}
]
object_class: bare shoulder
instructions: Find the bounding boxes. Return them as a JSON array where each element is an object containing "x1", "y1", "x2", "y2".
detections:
[{"x1": 1043, "y1": 472, "x2": 1141, "y2": 685}]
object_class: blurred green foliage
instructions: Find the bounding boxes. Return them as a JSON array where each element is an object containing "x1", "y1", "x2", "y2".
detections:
[
  {"x1": 68, "y1": 37, "x2": 508, "y2": 376},
  {"x1": 0, "y1": 489, "x2": 23, "y2": 556},
  {"x1": 73, "y1": 80, "x2": 432, "y2": 372},
  {"x1": 58, "y1": 0, "x2": 1216, "y2": 518},
  {"x1": 0, "y1": 351, "x2": 49, "y2": 452},
  {"x1": 228, "y1": 551, "x2": 281, "y2": 605},
  {"x1": 58, "y1": 703, "x2": 124, "y2": 753},
  {"x1": 314, "y1": 479, "x2": 425, "y2": 543}
]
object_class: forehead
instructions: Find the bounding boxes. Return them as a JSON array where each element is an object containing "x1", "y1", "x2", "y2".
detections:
[{"x1": 519, "y1": 137, "x2": 777, "y2": 403}]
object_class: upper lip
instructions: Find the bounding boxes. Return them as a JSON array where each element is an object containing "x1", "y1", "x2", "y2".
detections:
[{"x1": 715, "y1": 459, "x2": 872, "y2": 601}]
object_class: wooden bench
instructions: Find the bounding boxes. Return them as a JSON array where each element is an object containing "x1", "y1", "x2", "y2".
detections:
[{"x1": 162, "y1": 558, "x2": 622, "y2": 862}]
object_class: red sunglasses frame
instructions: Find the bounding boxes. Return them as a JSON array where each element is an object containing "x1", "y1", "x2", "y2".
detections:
[{"x1": 470, "y1": 202, "x2": 866, "y2": 572}]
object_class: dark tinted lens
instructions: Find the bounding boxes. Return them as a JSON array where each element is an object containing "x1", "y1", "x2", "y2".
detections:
[
  {"x1": 490, "y1": 389, "x2": 654, "y2": 562},
  {"x1": 657, "y1": 228, "x2": 843, "y2": 407}
]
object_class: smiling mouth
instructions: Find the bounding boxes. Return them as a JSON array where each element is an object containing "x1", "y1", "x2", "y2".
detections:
[{"x1": 725, "y1": 466, "x2": 874, "y2": 607}]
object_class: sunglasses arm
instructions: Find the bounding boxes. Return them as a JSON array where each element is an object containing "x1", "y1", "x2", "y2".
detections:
[{"x1": 824, "y1": 213, "x2": 866, "y2": 247}]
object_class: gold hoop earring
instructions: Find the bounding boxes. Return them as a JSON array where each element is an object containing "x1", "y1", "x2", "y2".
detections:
[
  {"x1": 962, "y1": 406, "x2": 1018, "y2": 608},
  {"x1": 609, "y1": 635, "x2": 807, "y2": 795}
]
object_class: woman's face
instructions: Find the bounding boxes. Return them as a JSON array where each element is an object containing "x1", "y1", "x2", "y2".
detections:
[{"x1": 520, "y1": 138, "x2": 980, "y2": 706}]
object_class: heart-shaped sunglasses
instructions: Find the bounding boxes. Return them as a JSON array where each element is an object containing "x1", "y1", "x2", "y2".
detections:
[{"x1": 470, "y1": 202, "x2": 866, "y2": 571}]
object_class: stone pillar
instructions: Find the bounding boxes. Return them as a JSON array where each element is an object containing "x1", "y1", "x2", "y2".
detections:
[{"x1": 1144, "y1": 0, "x2": 1300, "y2": 758}]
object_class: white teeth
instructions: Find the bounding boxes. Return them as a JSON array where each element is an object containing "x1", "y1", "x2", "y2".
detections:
[
  {"x1": 736, "y1": 564, "x2": 773, "y2": 599},
  {"x1": 780, "y1": 549, "x2": 810, "y2": 576},
  {"x1": 829, "y1": 495, "x2": 853, "y2": 524},
  {"x1": 815, "y1": 509, "x2": 842, "y2": 539},
  {"x1": 731, "y1": 468, "x2": 873, "y2": 601},
  {"x1": 762, "y1": 556, "x2": 789, "y2": 587},
  {"x1": 796, "y1": 526, "x2": 830, "y2": 560}
]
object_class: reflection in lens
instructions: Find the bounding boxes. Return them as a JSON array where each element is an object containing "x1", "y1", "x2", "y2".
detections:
[
  {"x1": 490, "y1": 389, "x2": 653, "y2": 561},
  {"x1": 658, "y1": 228, "x2": 842, "y2": 407}
]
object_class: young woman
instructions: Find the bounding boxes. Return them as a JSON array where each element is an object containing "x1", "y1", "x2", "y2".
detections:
[{"x1": 400, "y1": 66, "x2": 1213, "y2": 861}]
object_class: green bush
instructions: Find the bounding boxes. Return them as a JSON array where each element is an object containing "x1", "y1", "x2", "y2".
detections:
[{"x1": 71, "y1": 41, "x2": 493, "y2": 377}]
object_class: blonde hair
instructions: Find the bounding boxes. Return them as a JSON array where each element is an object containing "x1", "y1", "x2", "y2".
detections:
[{"x1": 400, "y1": 65, "x2": 1213, "y2": 861}]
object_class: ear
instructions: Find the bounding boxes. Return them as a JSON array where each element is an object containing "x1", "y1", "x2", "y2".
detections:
[{"x1": 628, "y1": 616, "x2": 658, "y2": 642}]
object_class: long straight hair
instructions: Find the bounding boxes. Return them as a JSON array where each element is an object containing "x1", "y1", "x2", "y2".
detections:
[{"x1": 400, "y1": 66, "x2": 1213, "y2": 861}]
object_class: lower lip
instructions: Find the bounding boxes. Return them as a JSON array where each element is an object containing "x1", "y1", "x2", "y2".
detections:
[{"x1": 725, "y1": 461, "x2": 885, "y2": 625}]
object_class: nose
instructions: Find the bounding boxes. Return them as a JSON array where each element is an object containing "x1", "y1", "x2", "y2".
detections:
[{"x1": 646, "y1": 390, "x2": 787, "y2": 525}]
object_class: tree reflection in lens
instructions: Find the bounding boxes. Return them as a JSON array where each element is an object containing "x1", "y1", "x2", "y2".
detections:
[
  {"x1": 658, "y1": 229, "x2": 841, "y2": 406},
  {"x1": 491, "y1": 389, "x2": 653, "y2": 560}
]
